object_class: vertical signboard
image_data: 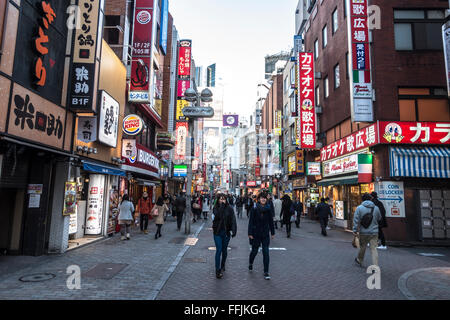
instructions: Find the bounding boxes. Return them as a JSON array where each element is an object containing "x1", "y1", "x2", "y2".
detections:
[
  {"x1": 443, "y1": 21, "x2": 450, "y2": 97},
  {"x1": 160, "y1": 0, "x2": 169, "y2": 54},
  {"x1": 347, "y1": 0, "x2": 374, "y2": 122},
  {"x1": 129, "y1": 0, "x2": 154, "y2": 103},
  {"x1": 175, "y1": 121, "x2": 188, "y2": 161},
  {"x1": 68, "y1": 0, "x2": 104, "y2": 112},
  {"x1": 85, "y1": 174, "x2": 105, "y2": 235},
  {"x1": 98, "y1": 91, "x2": 119, "y2": 147},
  {"x1": 298, "y1": 52, "x2": 316, "y2": 149},
  {"x1": 177, "y1": 40, "x2": 192, "y2": 80}
]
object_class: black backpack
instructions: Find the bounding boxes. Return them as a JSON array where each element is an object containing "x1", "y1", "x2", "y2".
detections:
[{"x1": 360, "y1": 207, "x2": 375, "y2": 229}]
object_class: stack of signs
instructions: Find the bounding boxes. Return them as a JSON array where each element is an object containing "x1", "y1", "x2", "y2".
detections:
[
  {"x1": 348, "y1": 0, "x2": 374, "y2": 122},
  {"x1": 297, "y1": 52, "x2": 316, "y2": 149}
]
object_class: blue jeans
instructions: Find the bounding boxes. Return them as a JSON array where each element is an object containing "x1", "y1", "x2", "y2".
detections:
[
  {"x1": 249, "y1": 236, "x2": 270, "y2": 273},
  {"x1": 214, "y1": 230, "x2": 230, "y2": 272}
]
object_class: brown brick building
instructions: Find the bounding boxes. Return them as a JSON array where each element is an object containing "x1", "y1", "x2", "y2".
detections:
[{"x1": 303, "y1": 0, "x2": 450, "y2": 244}]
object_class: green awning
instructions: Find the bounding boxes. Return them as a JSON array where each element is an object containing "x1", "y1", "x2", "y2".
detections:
[{"x1": 316, "y1": 175, "x2": 359, "y2": 187}]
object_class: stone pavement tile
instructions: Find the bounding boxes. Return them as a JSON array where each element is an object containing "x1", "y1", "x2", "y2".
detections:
[{"x1": 156, "y1": 215, "x2": 450, "y2": 300}]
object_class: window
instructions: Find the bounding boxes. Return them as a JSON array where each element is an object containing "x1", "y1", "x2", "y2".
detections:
[
  {"x1": 290, "y1": 124, "x2": 296, "y2": 145},
  {"x1": 343, "y1": 0, "x2": 347, "y2": 18},
  {"x1": 104, "y1": 16, "x2": 121, "y2": 45},
  {"x1": 332, "y1": 8, "x2": 338, "y2": 34},
  {"x1": 290, "y1": 66, "x2": 296, "y2": 85},
  {"x1": 324, "y1": 76, "x2": 329, "y2": 98},
  {"x1": 345, "y1": 52, "x2": 349, "y2": 79},
  {"x1": 290, "y1": 95, "x2": 296, "y2": 113},
  {"x1": 322, "y1": 25, "x2": 327, "y2": 48},
  {"x1": 314, "y1": 39, "x2": 319, "y2": 60},
  {"x1": 315, "y1": 86, "x2": 320, "y2": 106},
  {"x1": 0, "y1": 0, "x2": 6, "y2": 53},
  {"x1": 334, "y1": 64, "x2": 340, "y2": 89},
  {"x1": 394, "y1": 10, "x2": 445, "y2": 50},
  {"x1": 284, "y1": 76, "x2": 289, "y2": 93},
  {"x1": 398, "y1": 87, "x2": 450, "y2": 121}
]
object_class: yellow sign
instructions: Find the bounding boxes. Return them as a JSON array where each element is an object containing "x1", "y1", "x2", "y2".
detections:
[
  {"x1": 288, "y1": 152, "x2": 296, "y2": 175},
  {"x1": 176, "y1": 100, "x2": 189, "y2": 120}
]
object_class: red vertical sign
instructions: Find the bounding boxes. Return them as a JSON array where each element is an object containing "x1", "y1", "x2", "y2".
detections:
[
  {"x1": 298, "y1": 52, "x2": 316, "y2": 149},
  {"x1": 177, "y1": 40, "x2": 192, "y2": 79},
  {"x1": 129, "y1": 0, "x2": 154, "y2": 102}
]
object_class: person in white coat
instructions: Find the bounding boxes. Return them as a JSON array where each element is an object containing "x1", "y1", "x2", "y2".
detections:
[
  {"x1": 118, "y1": 194, "x2": 135, "y2": 241},
  {"x1": 272, "y1": 195, "x2": 282, "y2": 230}
]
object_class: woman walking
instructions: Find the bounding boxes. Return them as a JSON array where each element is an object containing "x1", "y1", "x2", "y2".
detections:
[
  {"x1": 153, "y1": 196, "x2": 169, "y2": 239},
  {"x1": 212, "y1": 194, "x2": 237, "y2": 279},
  {"x1": 202, "y1": 195, "x2": 210, "y2": 220},
  {"x1": 192, "y1": 195, "x2": 202, "y2": 223},
  {"x1": 280, "y1": 194, "x2": 294, "y2": 238},
  {"x1": 248, "y1": 192, "x2": 275, "y2": 280},
  {"x1": 118, "y1": 194, "x2": 135, "y2": 241}
]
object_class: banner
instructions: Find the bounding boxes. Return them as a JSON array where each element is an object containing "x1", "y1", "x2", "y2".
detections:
[
  {"x1": 178, "y1": 40, "x2": 192, "y2": 79},
  {"x1": 85, "y1": 174, "x2": 105, "y2": 235},
  {"x1": 358, "y1": 153, "x2": 373, "y2": 183},
  {"x1": 175, "y1": 122, "x2": 188, "y2": 161},
  {"x1": 298, "y1": 52, "x2": 316, "y2": 149},
  {"x1": 378, "y1": 121, "x2": 450, "y2": 145},
  {"x1": 347, "y1": 0, "x2": 374, "y2": 122},
  {"x1": 223, "y1": 115, "x2": 239, "y2": 127},
  {"x1": 129, "y1": 0, "x2": 154, "y2": 103}
]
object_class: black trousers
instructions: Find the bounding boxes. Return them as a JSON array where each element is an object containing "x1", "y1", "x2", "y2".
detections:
[
  {"x1": 319, "y1": 217, "x2": 328, "y2": 236},
  {"x1": 140, "y1": 214, "x2": 149, "y2": 231},
  {"x1": 378, "y1": 227, "x2": 386, "y2": 246},
  {"x1": 176, "y1": 211, "x2": 184, "y2": 230},
  {"x1": 285, "y1": 222, "x2": 292, "y2": 236},
  {"x1": 156, "y1": 224, "x2": 162, "y2": 236},
  {"x1": 295, "y1": 213, "x2": 301, "y2": 227}
]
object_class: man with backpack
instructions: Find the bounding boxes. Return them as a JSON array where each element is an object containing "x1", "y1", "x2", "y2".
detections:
[
  {"x1": 315, "y1": 198, "x2": 332, "y2": 236},
  {"x1": 353, "y1": 193, "x2": 382, "y2": 268}
]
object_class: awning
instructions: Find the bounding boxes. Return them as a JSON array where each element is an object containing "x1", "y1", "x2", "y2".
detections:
[
  {"x1": 136, "y1": 178, "x2": 160, "y2": 186},
  {"x1": 390, "y1": 146, "x2": 450, "y2": 178},
  {"x1": 121, "y1": 164, "x2": 160, "y2": 179},
  {"x1": 316, "y1": 175, "x2": 359, "y2": 186},
  {"x1": 82, "y1": 161, "x2": 126, "y2": 176}
]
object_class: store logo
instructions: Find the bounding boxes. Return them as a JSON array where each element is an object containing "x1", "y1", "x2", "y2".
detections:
[
  {"x1": 383, "y1": 123, "x2": 404, "y2": 143},
  {"x1": 90, "y1": 187, "x2": 98, "y2": 194},
  {"x1": 137, "y1": 10, "x2": 151, "y2": 24},
  {"x1": 302, "y1": 99, "x2": 313, "y2": 111},
  {"x1": 226, "y1": 116, "x2": 235, "y2": 125},
  {"x1": 123, "y1": 114, "x2": 143, "y2": 135}
]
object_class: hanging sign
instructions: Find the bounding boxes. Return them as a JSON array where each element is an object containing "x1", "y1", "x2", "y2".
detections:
[
  {"x1": 175, "y1": 122, "x2": 188, "y2": 161},
  {"x1": 122, "y1": 114, "x2": 144, "y2": 135},
  {"x1": 98, "y1": 91, "x2": 119, "y2": 147}
]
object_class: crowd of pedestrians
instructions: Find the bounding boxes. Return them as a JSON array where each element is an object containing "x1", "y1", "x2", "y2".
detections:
[{"x1": 115, "y1": 187, "x2": 387, "y2": 280}]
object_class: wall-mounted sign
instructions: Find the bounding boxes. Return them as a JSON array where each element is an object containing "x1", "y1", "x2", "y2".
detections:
[
  {"x1": 174, "y1": 164, "x2": 187, "y2": 177},
  {"x1": 160, "y1": 0, "x2": 169, "y2": 54},
  {"x1": 378, "y1": 121, "x2": 450, "y2": 145},
  {"x1": 247, "y1": 181, "x2": 257, "y2": 187},
  {"x1": 129, "y1": 0, "x2": 154, "y2": 103},
  {"x1": 68, "y1": 0, "x2": 104, "y2": 112},
  {"x1": 298, "y1": 52, "x2": 316, "y2": 149},
  {"x1": 323, "y1": 153, "x2": 359, "y2": 177},
  {"x1": 122, "y1": 114, "x2": 144, "y2": 135},
  {"x1": 288, "y1": 152, "x2": 296, "y2": 175},
  {"x1": 177, "y1": 80, "x2": 190, "y2": 98},
  {"x1": 77, "y1": 116, "x2": 97, "y2": 143},
  {"x1": 182, "y1": 106, "x2": 214, "y2": 118},
  {"x1": 321, "y1": 123, "x2": 377, "y2": 161},
  {"x1": 223, "y1": 115, "x2": 239, "y2": 127},
  {"x1": 335, "y1": 201, "x2": 344, "y2": 220},
  {"x1": 85, "y1": 174, "x2": 105, "y2": 235},
  {"x1": 98, "y1": 91, "x2": 119, "y2": 147},
  {"x1": 122, "y1": 139, "x2": 137, "y2": 163},
  {"x1": 307, "y1": 162, "x2": 321, "y2": 175},
  {"x1": 347, "y1": 0, "x2": 374, "y2": 122},
  {"x1": 296, "y1": 150, "x2": 304, "y2": 174}
]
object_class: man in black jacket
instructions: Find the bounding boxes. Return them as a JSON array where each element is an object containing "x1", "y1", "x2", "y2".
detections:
[
  {"x1": 315, "y1": 198, "x2": 332, "y2": 236},
  {"x1": 248, "y1": 192, "x2": 275, "y2": 280},
  {"x1": 212, "y1": 194, "x2": 237, "y2": 279},
  {"x1": 371, "y1": 192, "x2": 388, "y2": 249},
  {"x1": 174, "y1": 192, "x2": 186, "y2": 231}
]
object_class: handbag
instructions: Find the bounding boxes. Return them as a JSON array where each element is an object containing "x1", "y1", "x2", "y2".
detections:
[
  {"x1": 290, "y1": 214, "x2": 296, "y2": 222},
  {"x1": 193, "y1": 203, "x2": 200, "y2": 209},
  {"x1": 151, "y1": 206, "x2": 159, "y2": 216},
  {"x1": 352, "y1": 234, "x2": 360, "y2": 248}
]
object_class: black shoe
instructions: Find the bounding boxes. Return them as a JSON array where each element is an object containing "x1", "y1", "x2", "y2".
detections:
[
  {"x1": 354, "y1": 258, "x2": 362, "y2": 268},
  {"x1": 287, "y1": 233, "x2": 291, "y2": 238},
  {"x1": 216, "y1": 271, "x2": 223, "y2": 279},
  {"x1": 264, "y1": 273, "x2": 271, "y2": 280},
  {"x1": 248, "y1": 264, "x2": 253, "y2": 271},
  {"x1": 155, "y1": 234, "x2": 158, "y2": 239},
  {"x1": 221, "y1": 266, "x2": 225, "y2": 272}
]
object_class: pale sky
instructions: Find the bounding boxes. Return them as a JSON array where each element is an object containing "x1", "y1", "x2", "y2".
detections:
[{"x1": 169, "y1": 0, "x2": 298, "y2": 121}]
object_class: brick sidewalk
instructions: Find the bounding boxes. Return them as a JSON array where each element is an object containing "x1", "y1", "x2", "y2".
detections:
[{"x1": 0, "y1": 211, "x2": 448, "y2": 300}]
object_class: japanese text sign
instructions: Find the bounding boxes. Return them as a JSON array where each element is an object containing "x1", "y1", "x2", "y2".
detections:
[
  {"x1": 379, "y1": 121, "x2": 450, "y2": 145},
  {"x1": 178, "y1": 40, "x2": 192, "y2": 79},
  {"x1": 98, "y1": 91, "x2": 119, "y2": 148},
  {"x1": 175, "y1": 121, "x2": 188, "y2": 161},
  {"x1": 298, "y1": 52, "x2": 316, "y2": 149}
]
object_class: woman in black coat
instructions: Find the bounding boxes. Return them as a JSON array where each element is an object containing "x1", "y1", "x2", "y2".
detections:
[
  {"x1": 280, "y1": 194, "x2": 294, "y2": 238},
  {"x1": 248, "y1": 192, "x2": 275, "y2": 280},
  {"x1": 212, "y1": 194, "x2": 237, "y2": 279}
]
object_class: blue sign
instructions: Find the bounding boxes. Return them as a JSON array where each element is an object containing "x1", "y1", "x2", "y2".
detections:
[
  {"x1": 160, "y1": 0, "x2": 169, "y2": 55},
  {"x1": 356, "y1": 43, "x2": 366, "y2": 70},
  {"x1": 294, "y1": 35, "x2": 303, "y2": 53}
]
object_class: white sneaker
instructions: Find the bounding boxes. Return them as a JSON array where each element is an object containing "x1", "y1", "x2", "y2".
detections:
[
  {"x1": 377, "y1": 246, "x2": 387, "y2": 250},
  {"x1": 326, "y1": 226, "x2": 331, "y2": 230}
]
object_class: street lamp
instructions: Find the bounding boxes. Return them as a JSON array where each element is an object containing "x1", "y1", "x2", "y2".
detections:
[{"x1": 183, "y1": 87, "x2": 213, "y2": 234}]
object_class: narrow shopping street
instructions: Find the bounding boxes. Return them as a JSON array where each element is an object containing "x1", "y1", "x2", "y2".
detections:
[{"x1": 1, "y1": 211, "x2": 449, "y2": 300}]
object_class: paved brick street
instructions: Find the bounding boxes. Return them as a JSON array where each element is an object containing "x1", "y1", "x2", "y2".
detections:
[{"x1": 0, "y1": 210, "x2": 449, "y2": 300}]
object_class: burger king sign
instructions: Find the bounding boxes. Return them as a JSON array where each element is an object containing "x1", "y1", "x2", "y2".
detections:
[{"x1": 123, "y1": 114, "x2": 144, "y2": 136}]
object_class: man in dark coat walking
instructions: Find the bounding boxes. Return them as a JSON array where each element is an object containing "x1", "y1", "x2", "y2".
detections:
[
  {"x1": 315, "y1": 198, "x2": 332, "y2": 236},
  {"x1": 174, "y1": 192, "x2": 186, "y2": 231},
  {"x1": 280, "y1": 195, "x2": 294, "y2": 238},
  {"x1": 371, "y1": 192, "x2": 388, "y2": 249}
]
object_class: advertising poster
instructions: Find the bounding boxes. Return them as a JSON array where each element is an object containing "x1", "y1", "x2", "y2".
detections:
[
  {"x1": 335, "y1": 201, "x2": 345, "y2": 220},
  {"x1": 63, "y1": 182, "x2": 77, "y2": 216},
  {"x1": 85, "y1": 174, "x2": 105, "y2": 235},
  {"x1": 27, "y1": 184, "x2": 43, "y2": 208},
  {"x1": 108, "y1": 189, "x2": 119, "y2": 235},
  {"x1": 175, "y1": 122, "x2": 188, "y2": 161}
]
